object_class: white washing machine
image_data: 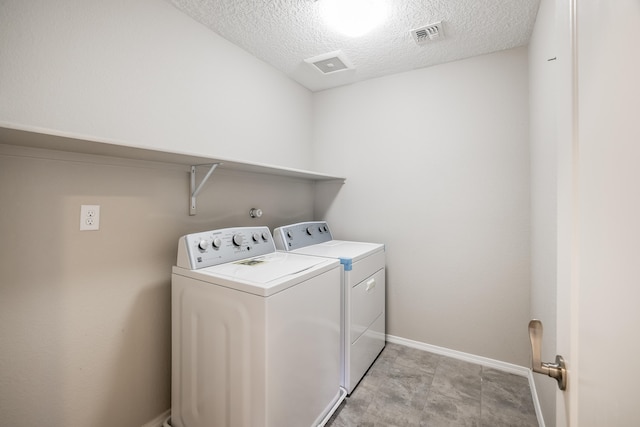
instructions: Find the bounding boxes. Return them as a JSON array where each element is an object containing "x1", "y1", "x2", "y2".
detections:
[
  {"x1": 273, "y1": 221, "x2": 385, "y2": 395},
  {"x1": 171, "y1": 226, "x2": 345, "y2": 427}
]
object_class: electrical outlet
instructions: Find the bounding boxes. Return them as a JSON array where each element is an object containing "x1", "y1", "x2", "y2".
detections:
[{"x1": 80, "y1": 205, "x2": 100, "y2": 231}]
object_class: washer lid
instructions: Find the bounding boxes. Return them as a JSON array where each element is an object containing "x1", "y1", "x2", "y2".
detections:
[
  {"x1": 211, "y1": 252, "x2": 328, "y2": 282},
  {"x1": 173, "y1": 252, "x2": 339, "y2": 296}
]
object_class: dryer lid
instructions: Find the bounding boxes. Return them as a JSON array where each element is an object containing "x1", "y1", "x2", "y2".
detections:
[{"x1": 292, "y1": 240, "x2": 385, "y2": 263}]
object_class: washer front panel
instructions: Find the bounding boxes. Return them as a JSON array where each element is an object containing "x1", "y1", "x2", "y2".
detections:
[{"x1": 171, "y1": 257, "x2": 343, "y2": 427}]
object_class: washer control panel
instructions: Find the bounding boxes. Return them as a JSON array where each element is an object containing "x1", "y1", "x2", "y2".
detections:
[
  {"x1": 177, "y1": 226, "x2": 275, "y2": 270},
  {"x1": 273, "y1": 221, "x2": 334, "y2": 251}
]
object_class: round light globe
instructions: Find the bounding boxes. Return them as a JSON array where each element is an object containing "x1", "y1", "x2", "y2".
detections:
[{"x1": 320, "y1": 0, "x2": 388, "y2": 37}]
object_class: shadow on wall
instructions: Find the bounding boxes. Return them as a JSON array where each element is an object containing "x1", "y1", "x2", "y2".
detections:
[
  {"x1": 98, "y1": 280, "x2": 171, "y2": 426},
  {"x1": 314, "y1": 180, "x2": 345, "y2": 223}
]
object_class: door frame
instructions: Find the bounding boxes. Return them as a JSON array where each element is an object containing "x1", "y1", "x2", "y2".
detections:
[{"x1": 555, "y1": 0, "x2": 578, "y2": 425}]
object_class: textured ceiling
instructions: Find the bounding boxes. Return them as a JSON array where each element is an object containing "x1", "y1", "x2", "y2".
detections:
[{"x1": 169, "y1": 0, "x2": 540, "y2": 92}]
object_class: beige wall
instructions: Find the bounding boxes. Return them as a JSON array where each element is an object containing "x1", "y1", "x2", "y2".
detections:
[
  {"x1": 314, "y1": 47, "x2": 531, "y2": 366},
  {"x1": 0, "y1": 144, "x2": 316, "y2": 426}
]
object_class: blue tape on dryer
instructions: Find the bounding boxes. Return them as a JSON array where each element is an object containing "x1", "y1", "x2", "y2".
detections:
[{"x1": 339, "y1": 258, "x2": 353, "y2": 271}]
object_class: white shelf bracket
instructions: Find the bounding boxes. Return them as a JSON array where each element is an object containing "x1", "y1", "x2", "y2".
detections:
[{"x1": 190, "y1": 163, "x2": 220, "y2": 215}]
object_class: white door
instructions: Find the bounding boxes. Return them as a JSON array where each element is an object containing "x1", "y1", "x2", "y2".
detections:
[{"x1": 556, "y1": 0, "x2": 640, "y2": 425}]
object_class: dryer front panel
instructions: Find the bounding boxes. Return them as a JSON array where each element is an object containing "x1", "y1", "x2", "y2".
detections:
[{"x1": 350, "y1": 268, "x2": 385, "y2": 344}]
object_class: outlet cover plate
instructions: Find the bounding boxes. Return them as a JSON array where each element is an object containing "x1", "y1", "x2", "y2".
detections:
[{"x1": 80, "y1": 205, "x2": 100, "y2": 231}]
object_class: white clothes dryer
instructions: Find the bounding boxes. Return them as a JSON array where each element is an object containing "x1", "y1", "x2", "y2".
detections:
[
  {"x1": 273, "y1": 221, "x2": 385, "y2": 395},
  {"x1": 171, "y1": 226, "x2": 345, "y2": 427}
]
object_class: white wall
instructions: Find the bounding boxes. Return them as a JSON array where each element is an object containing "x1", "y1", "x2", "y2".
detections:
[
  {"x1": 528, "y1": 0, "x2": 558, "y2": 424},
  {"x1": 0, "y1": 0, "x2": 313, "y2": 169},
  {"x1": 313, "y1": 47, "x2": 531, "y2": 366}
]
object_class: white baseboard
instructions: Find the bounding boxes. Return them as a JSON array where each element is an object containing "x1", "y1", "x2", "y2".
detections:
[
  {"x1": 385, "y1": 334, "x2": 544, "y2": 427},
  {"x1": 526, "y1": 369, "x2": 546, "y2": 427},
  {"x1": 141, "y1": 409, "x2": 171, "y2": 427}
]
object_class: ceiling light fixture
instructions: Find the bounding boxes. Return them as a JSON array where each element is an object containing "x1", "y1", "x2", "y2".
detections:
[{"x1": 319, "y1": 0, "x2": 388, "y2": 37}]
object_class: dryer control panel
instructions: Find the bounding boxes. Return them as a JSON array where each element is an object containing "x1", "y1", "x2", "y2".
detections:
[
  {"x1": 273, "y1": 221, "x2": 334, "y2": 251},
  {"x1": 176, "y1": 226, "x2": 275, "y2": 270}
]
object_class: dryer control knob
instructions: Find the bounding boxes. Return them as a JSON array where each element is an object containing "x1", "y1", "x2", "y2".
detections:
[
  {"x1": 261, "y1": 232, "x2": 269, "y2": 241},
  {"x1": 232, "y1": 234, "x2": 244, "y2": 246},
  {"x1": 198, "y1": 240, "x2": 209, "y2": 250},
  {"x1": 212, "y1": 237, "x2": 222, "y2": 248},
  {"x1": 252, "y1": 233, "x2": 260, "y2": 242},
  {"x1": 287, "y1": 231, "x2": 293, "y2": 239},
  {"x1": 306, "y1": 226, "x2": 314, "y2": 235}
]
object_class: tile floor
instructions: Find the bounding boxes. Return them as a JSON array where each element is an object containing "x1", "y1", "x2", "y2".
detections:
[{"x1": 326, "y1": 343, "x2": 539, "y2": 427}]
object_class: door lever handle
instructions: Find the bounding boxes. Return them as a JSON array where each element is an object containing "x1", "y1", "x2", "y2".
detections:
[{"x1": 528, "y1": 319, "x2": 567, "y2": 390}]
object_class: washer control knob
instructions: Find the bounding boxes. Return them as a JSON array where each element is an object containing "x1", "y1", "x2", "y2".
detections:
[
  {"x1": 252, "y1": 233, "x2": 260, "y2": 242},
  {"x1": 198, "y1": 240, "x2": 209, "y2": 250},
  {"x1": 232, "y1": 234, "x2": 244, "y2": 247},
  {"x1": 287, "y1": 231, "x2": 293, "y2": 239},
  {"x1": 306, "y1": 226, "x2": 314, "y2": 235},
  {"x1": 262, "y1": 232, "x2": 269, "y2": 241},
  {"x1": 212, "y1": 237, "x2": 222, "y2": 248},
  {"x1": 323, "y1": 225, "x2": 329, "y2": 232}
]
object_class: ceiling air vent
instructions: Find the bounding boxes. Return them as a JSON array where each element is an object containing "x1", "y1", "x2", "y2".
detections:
[
  {"x1": 411, "y1": 21, "x2": 444, "y2": 45},
  {"x1": 304, "y1": 50, "x2": 354, "y2": 74}
]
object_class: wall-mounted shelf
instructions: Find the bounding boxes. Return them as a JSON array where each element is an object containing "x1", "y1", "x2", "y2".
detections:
[
  {"x1": 0, "y1": 124, "x2": 346, "y2": 181},
  {"x1": 0, "y1": 124, "x2": 345, "y2": 216}
]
